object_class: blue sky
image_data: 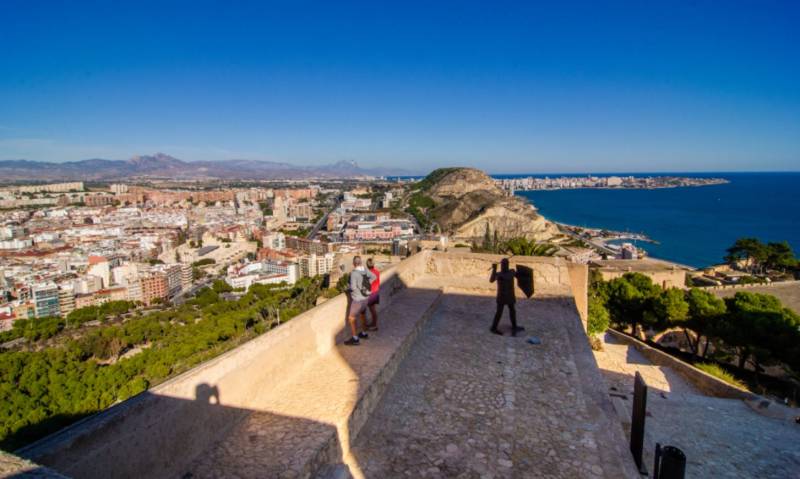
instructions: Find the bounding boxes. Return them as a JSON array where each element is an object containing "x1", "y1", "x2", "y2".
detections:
[{"x1": 1, "y1": 1, "x2": 798, "y2": 173}]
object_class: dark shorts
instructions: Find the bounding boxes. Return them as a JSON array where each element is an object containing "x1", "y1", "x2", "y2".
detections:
[
  {"x1": 349, "y1": 299, "x2": 367, "y2": 317},
  {"x1": 367, "y1": 292, "x2": 380, "y2": 306}
]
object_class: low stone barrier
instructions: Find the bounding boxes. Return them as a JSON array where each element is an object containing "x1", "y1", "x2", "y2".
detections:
[
  {"x1": 18, "y1": 252, "x2": 432, "y2": 478},
  {"x1": 698, "y1": 279, "x2": 800, "y2": 291},
  {"x1": 606, "y1": 329, "x2": 756, "y2": 400}
]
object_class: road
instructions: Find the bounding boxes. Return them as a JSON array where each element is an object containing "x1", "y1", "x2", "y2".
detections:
[
  {"x1": 307, "y1": 199, "x2": 340, "y2": 240},
  {"x1": 557, "y1": 225, "x2": 618, "y2": 256},
  {"x1": 172, "y1": 276, "x2": 215, "y2": 305}
]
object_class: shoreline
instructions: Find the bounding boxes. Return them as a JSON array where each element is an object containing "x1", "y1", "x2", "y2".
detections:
[{"x1": 553, "y1": 220, "x2": 699, "y2": 271}]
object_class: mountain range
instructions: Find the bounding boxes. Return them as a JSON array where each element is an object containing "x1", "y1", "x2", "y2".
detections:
[{"x1": 0, "y1": 154, "x2": 413, "y2": 182}]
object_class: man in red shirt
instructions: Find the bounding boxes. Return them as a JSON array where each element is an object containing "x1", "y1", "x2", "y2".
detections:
[{"x1": 366, "y1": 258, "x2": 381, "y2": 331}]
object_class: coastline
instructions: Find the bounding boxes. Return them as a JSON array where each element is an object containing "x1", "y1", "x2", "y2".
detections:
[{"x1": 518, "y1": 173, "x2": 799, "y2": 270}]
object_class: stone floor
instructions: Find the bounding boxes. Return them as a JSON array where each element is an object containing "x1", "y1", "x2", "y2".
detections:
[
  {"x1": 595, "y1": 332, "x2": 800, "y2": 478},
  {"x1": 349, "y1": 293, "x2": 636, "y2": 478}
]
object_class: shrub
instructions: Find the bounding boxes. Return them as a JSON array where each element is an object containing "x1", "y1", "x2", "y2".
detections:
[{"x1": 587, "y1": 295, "x2": 610, "y2": 338}]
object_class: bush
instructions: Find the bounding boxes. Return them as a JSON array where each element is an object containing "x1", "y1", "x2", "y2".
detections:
[
  {"x1": 587, "y1": 295, "x2": 610, "y2": 337},
  {"x1": 696, "y1": 363, "x2": 747, "y2": 389}
]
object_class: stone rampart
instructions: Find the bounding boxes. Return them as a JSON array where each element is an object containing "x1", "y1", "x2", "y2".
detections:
[
  {"x1": 16, "y1": 251, "x2": 594, "y2": 478},
  {"x1": 18, "y1": 252, "x2": 431, "y2": 478},
  {"x1": 606, "y1": 329, "x2": 756, "y2": 400}
]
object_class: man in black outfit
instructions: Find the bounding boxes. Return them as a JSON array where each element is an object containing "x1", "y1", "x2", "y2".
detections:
[{"x1": 490, "y1": 258, "x2": 526, "y2": 336}]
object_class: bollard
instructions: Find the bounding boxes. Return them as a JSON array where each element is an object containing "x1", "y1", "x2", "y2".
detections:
[
  {"x1": 630, "y1": 372, "x2": 648, "y2": 474},
  {"x1": 653, "y1": 443, "x2": 686, "y2": 479}
]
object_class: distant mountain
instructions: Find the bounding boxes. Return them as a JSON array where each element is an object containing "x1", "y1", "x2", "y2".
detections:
[{"x1": 0, "y1": 154, "x2": 414, "y2": 182}]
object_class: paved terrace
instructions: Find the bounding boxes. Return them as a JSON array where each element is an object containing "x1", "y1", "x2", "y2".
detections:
[
  {"x1": 15, "y1": 251, "x2": 638, "y2": 479},
  {"x1": 595, "y1": 332, "x2": 800, "y2": 478}
]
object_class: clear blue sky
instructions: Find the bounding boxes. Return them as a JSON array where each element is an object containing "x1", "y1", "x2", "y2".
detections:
[{"x1": 1, "y1": 1, "x2": 798, "y2": 173}]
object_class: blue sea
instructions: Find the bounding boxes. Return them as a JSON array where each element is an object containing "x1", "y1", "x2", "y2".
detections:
[{"x1": 502, "y1": 172, "x2": 800, "y2": 268}]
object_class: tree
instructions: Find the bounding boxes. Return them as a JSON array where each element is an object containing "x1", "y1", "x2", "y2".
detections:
[
  {"x1": 482, "y1": 223, "x2": 492, "y2": 251},
  {"x1": 648, "y1": 288, "x2": 689, "y2": 333},
  {"x1": 765, "y1": 241, "x2": 797, "y2": 272},
  {"x1": 719, "y1": 292, "x2": 800, "y2": 382},
  {"x1": 605, "y1": 273, "x2": 661, "y2": 337},
  {"x1": 212, "y1": 279, "x2": 233, "y2": 294},
  {"x1": 724, "y1": 238, "x2": 767, "y2": 273},
  {"x1": 684, "y1": 288, "x2": 726, "y2": 358}
]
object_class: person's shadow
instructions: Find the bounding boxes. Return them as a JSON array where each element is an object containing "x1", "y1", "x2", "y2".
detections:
[{"x1": 195, "y1": 384, "x2": 220, "y2": 405}]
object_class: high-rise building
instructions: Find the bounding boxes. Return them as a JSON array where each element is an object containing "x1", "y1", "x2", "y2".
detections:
[
  {"x1": 32, "y1": 283, "x2": 61, "y2": 318},
  {"x1": 58, "y1": 285, "x2": 75, "y2": 317}
]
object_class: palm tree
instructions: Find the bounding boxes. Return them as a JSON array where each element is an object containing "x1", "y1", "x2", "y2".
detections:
[{"x1": 502, "y1": 238, "x2": 558, "y2": 257}]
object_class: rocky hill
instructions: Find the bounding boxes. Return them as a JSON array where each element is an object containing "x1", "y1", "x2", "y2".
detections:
[{"x1": 413, "y1": 167, "x2": 559, "y2": 242}]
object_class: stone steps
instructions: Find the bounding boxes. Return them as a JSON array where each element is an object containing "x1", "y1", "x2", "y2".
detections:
[{"x1": 183, "y1": 287, "x2": 443, "y2": 479}]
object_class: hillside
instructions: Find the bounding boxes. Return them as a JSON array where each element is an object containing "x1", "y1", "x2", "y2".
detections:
[{"x1": 411, "y1": 167, "x2": 559, "y2": 241}]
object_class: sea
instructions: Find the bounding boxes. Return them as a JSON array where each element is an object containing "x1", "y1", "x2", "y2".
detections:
[{"x1": 499, "y1": 172, "x2": 800, "y2": 268}]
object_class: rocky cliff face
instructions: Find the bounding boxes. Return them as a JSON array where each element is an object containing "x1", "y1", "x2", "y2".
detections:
[{"x1": 419, "y1": 168, "x2": 559, "y2": 241}]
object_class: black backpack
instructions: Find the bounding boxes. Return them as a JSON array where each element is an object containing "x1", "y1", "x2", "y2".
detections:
[{"x1": 359, "y1": 271, "x2": 372, "y2": 297}]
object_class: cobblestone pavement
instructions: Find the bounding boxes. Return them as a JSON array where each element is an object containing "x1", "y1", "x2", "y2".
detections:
[
  {"x1": 350, "y1": 293, "x2": 636, "y2": 479},
  {"x1": 595, "y1": 332, "x2": 800, "y2": 478}
]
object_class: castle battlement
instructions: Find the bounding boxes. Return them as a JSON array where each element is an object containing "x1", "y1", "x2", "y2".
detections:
[{"x1": 13, "y1": 251, "x2": 638, "y2": 478}]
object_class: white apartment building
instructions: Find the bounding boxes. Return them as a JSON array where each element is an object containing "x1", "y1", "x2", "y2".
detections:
[{"x1": 299, "y1": 253, "x2": 335, "y2": 278}]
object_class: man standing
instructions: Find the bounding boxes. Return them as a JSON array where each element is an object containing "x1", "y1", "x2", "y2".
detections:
[
  {"x1": 489, "y1": 258, "x2": 526, "y2": 336},
  {"x1": 365, "y1": 258, "x2": 381, "y2": 331},
  {"x1": 345, "y1": 256, "x2": 376, "y2": 346}
]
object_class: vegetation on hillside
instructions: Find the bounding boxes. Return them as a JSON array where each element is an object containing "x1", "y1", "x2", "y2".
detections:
[
  {"x1": 412, "y1": 167, "x2": 462, "y2": 192},
  {"x1": 591, "y1": 271, "x2": 800, "y2": 398},
  {"x1": 0, "y1": 277, "x2": 324, "y2": 450}
]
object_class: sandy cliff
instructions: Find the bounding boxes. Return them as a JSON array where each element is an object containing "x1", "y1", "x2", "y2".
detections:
[{"x1": 417, "y1": 167, "x2": 559, "y2": 242}]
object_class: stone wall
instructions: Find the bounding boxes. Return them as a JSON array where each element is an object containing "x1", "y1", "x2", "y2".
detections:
[
  {"x1": 16, "y1": 251, "x2": 591, "y2": 478},
  {"x1": 19, "y1": 252, "x2": 431, "y2": 479},
  {"x1": 699, "y1": 279, "x2": 800, "y2": 292},
  {"x1": 427, "y1": 251, "x2": 588, "y2": 323},
  {"x1": 606, "y1": 329, "x2": 756, "y2": 400}
]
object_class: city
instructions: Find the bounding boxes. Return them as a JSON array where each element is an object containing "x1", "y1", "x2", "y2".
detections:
[
  {"x1": 0, "y1": 179, "x2": 419, "y2": 327},
  {"x1": 1, "y1": 2, "x2": 799, "y2": 478}
]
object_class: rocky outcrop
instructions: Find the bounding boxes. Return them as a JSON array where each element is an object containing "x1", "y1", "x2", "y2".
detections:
[{"x1": 418, "y1": 167, "x2": 558, "y2": 242}]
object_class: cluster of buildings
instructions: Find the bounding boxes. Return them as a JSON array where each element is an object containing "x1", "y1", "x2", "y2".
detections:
[
  {"x1": 0, "y1": 181, "x2": 330, "y2": 332},
  {"x1": 496, "y1": 175, "x2": 728, "y2": 192},
  {"x1": 0, "y1": 179, "x2": 423, "y2": 332},
  {"x1": 224, "y1": 234, "x2": 337, "y2": 289}
]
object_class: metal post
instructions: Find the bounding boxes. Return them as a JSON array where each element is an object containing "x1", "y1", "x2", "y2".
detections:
[{"x1": 630, "y1": 371, "x2": 648, "y2": 474}]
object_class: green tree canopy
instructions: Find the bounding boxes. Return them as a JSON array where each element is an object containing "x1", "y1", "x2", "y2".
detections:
[
  {"x1": 725, "y1": 238, "x2": 768, "y2": 273},
  {"x1": 765, "y1": 241, "x2": 797, "y2": 271},
  {"x1": 684, "y1": 288, "x2": 727, "y2": 357},
  {"x1": 605, "y1": 273, "x2": 662, "y2": 335}
]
